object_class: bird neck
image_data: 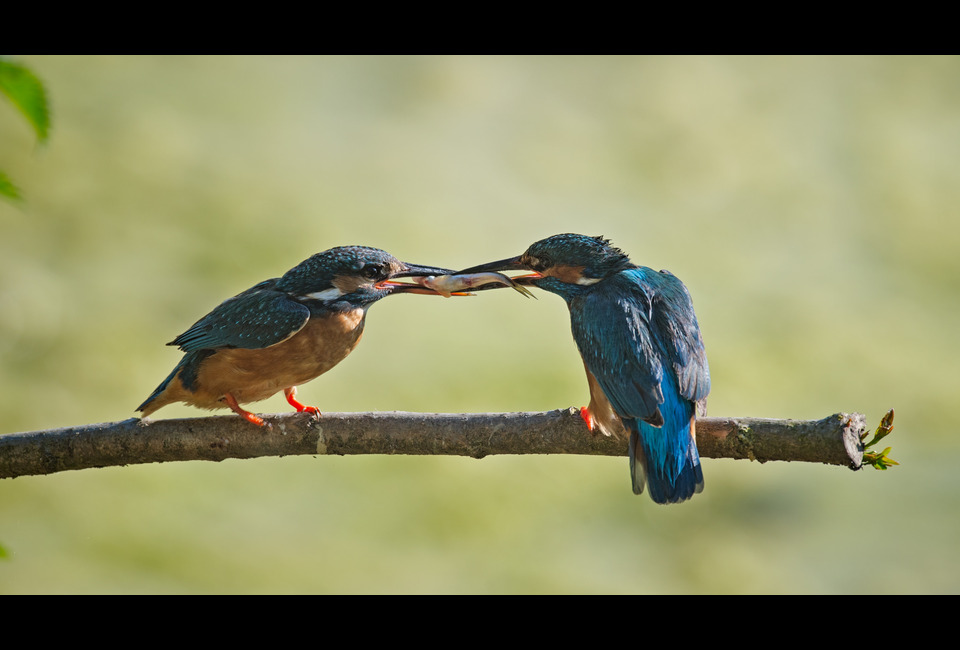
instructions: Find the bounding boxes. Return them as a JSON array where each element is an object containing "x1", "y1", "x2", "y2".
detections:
[
  {"x1": 298, "y1": 292, "x2": 376, "y2": 316},
  {"x1": 533, "y1": 276, "x2": 590, "y2": 302}
]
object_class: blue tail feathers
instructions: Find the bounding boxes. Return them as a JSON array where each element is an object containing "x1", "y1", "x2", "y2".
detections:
[
  {"x1": 631, "y1": 424, "x2": 703, "y2": 504},
  {"x1": 627, "y1": 377, "x2": 704, "y2": 504}
]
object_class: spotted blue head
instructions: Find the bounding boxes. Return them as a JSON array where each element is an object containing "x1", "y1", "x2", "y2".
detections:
[
  {"x1": 276, "y1": 246, "x2": 456, "y2": 309},
  {"x1": 458, "y1": 234, "x2": 633, "y2": 296}
]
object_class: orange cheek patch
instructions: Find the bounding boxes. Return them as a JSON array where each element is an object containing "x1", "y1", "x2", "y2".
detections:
[
  {"x1": 542, "y1": 265, "x2": 587, "y2": 284},
  {"x1": 332, "y1": 275, "x2": 367, "y2": 295}
]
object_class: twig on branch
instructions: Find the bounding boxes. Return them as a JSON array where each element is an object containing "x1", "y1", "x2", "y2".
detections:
[{"x1": 0, "y1": 410, "x2": 865, "y2": 479}]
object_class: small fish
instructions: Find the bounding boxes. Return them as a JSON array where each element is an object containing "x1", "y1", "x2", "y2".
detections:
[{"x1": 414, "y1": 272, "x2": 535, "y2": 298}]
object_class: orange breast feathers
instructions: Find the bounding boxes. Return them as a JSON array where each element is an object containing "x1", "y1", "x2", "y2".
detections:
[{"x1": 148, "y1": 309, "x2": 367, "y2": 413}]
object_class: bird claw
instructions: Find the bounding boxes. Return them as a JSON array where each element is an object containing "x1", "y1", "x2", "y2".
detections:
[
  {"x1": 285, "y1": 387, "x2": 322, "y2": 419},
  {"x1": 243, "y1": 413, "x2": 267, "y2": 427},
  {"x1": 579, "y1": 406, "x2": 595, "y2": 432},
  {"x1": 300, "y1": 405, "x2": 322, "y2": 422}
]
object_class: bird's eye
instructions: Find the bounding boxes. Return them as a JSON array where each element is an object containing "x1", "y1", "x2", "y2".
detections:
[
  {"x1": 525, "y1": 256, "x2": 547, "y2": 272},
  {"x1": 362, "y1": 264, "x2": 383, "y2": 280}
]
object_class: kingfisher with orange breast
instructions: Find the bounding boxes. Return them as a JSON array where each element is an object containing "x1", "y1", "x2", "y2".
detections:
[
  {"x1": 137, "y1": 246, "x2": 464, "y2": 426},
  {"x1": 458, "y1": 234, "x2": 710, "y2": 504}
]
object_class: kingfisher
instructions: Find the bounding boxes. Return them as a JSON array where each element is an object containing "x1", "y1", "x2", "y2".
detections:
[
  {"x1": 137, "y1": 246, "x2": 459, "y2": 426},
  {"x1": 458, "y1": 234, "x2": 710, "y2": 504}
]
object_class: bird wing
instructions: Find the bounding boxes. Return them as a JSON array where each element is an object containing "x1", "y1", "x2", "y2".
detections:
[
  {"x1": 571, "y1": 268, "x2": 710, "y2": 423},
  {"x1": 571, "y1": 274, "x2": 664, "y2": 424},
  {"x1": 168, "y1": 279, "x2": 311, "y2": 352},
  {"x1": 647, "y1": 269, "x2": 711, "y2": 406}
]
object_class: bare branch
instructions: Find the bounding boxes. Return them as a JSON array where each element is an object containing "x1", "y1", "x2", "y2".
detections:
[{"x1": 0, "y1": 410, "x2": 865, "y2": 479}]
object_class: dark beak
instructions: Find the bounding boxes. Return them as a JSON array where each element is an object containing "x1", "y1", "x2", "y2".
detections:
[
  {"x1": 379, "y1": 260, "x2": 538, "y2": 298},
  {"x1": 378, "y1": 262, "x2": 463, "y2": 296},
  {"x1": 455, "y1": 256, "x2": 542, "y2": 289},
  {"x1": 392, "y1": 263, "x2": 458, "y2": 279},
  {"x1": 455, "y1": 256, "x2": 528, "y2": 275}
]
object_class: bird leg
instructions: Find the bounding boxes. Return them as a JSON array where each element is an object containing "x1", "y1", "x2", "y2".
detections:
[
  {"x1": 284, "y1": 387, "x2": 321, "y2": 417},
  {"x1": 222, "y1": 392, "x2": 266, "y2": 427}
]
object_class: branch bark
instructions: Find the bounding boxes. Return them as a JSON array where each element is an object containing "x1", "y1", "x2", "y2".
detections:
[{"x1": 0, "y1": 410, "x2": 865, "y2": 479}]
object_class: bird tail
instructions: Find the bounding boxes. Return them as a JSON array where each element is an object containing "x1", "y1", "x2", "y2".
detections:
[
  {"x1": 628, "y1": 382, "x2": 704, "y2": 504},
  {"x1": 136, "y1": 356, "x2": 189, "y2": 416}
]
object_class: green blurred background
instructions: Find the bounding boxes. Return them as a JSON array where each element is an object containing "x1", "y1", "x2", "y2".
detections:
[{"x1": 1, "y1": 56, "x2": 956, "y2": 593}]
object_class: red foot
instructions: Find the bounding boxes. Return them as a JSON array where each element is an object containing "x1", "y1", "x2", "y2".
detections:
[
  {"x1": 223, "y1": 393, "x2": 266, "y2": 427},
  {"x1": 284, "y1": 387, "x2": 321, "y2": 416},
  {"x1": 579, "y1": 406, "x2": 595, "y2": 431}
]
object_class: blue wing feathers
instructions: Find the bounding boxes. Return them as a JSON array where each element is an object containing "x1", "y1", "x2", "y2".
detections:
[
  {"x1": 647, "y1": 269, "x2": 711, "y2": 404},
  {"x1": 571, "y1": 279, "x2": 663, "y2": 424},
  {"x1": 169, "y1": 280, "x2": 311, "y2": 352}
]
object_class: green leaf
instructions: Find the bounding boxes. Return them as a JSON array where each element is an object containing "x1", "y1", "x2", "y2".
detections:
[
  {"x1": 864, "y1": 446, "x2": 899, "y2": 470},
  {"x1": 860, "y1": 409, "x2": 898, "y2": 470},
  {"x1": 0, "y1": 170, "x2": 23, "y2": 202},
  {"x1": 0, "y1": 58, "x2": 51, "y2": 144},
  {"x1": 0, "y1": 542, "x2": 8, "y2": 559}
]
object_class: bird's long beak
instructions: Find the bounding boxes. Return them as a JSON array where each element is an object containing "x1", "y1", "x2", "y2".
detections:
[
  {"x1": 455, "y1": 256, "x2": 527, "y2": 275},
  {"x1": 393, "y1": 263, "x2": 459, "y2": 279},
  {"x1": 378, "y1": 263, "x2": 472, "y2": 296},
  {"x1": 455, "y1": 256, "x2": 542, "y2": 287},
  {"x1": 380, "y1": 261, "x2": 537, "y2": 298}
]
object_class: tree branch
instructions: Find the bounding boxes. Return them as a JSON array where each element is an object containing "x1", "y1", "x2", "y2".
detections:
[{"x1": 0, "y1": 410, "x2": 865, "y2": 479}]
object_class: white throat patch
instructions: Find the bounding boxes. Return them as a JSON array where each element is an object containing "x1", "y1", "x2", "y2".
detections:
[{"x1": 301, "y1": 287, "x2": 344, "y2": 302}]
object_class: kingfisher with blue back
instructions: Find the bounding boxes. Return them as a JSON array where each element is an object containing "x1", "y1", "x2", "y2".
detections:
[
  {"x1": 458, "y1": 234, "x2": 710, "y2": 504},
  {"x1": 137, "y1": 246, "x2": 468, "y2": 426}
]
